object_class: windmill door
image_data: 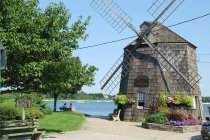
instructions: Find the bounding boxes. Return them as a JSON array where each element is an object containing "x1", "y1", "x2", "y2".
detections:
[{"x1": 137, "y1": 91, "x2": 145, "y2": 109}]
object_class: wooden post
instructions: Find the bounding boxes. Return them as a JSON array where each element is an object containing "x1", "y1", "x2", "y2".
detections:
[{"x1": 22, "y1": 107, "x2": 26, "y2": 121}]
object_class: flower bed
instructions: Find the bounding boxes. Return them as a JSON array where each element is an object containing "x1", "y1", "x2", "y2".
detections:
[
  {"x1": 169, "y1": 119, "x2": 203, "y2": 126},
  {"x1": 142, "y1": 91, "x2": 203, "y2": 133}
]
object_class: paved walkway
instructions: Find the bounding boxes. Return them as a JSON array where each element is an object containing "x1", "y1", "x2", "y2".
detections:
[{"x1": 43, "y1": 116, "x2": 202, "y2": 140}]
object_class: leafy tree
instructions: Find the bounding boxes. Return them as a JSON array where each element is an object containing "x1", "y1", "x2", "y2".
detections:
[
  {"x1": 202, "y1": 97, "x2": 210, "y2": 103},
  {"x1": 41, "y1": 56, "x2": 97, "y2": 111},
  {"x1": 70, "y1": 91, "x2": 106, "y2": 100},
  {"x1": 0, "y1": 0, "x2": 98, "y2": 111}
]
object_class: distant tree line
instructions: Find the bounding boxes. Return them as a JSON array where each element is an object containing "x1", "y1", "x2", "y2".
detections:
[
  {"x1": 202, "y1": 97, "x2": 210, "y2": 103},
  {"x1": 45, "y1": 91, "x2": 113, "y2": 100}
]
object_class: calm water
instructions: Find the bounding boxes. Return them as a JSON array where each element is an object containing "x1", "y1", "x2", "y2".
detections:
[
  {"x1": 45, "y1": 100, "x2": 116, "y2": 116},
  {"x1": 46, "y1": 100, "x2": 210, "y2": 117},
  {"x1": 203, "y1": 103, "x2": 210, "y2": 117}
]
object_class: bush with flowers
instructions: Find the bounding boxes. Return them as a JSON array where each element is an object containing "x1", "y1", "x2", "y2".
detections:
[
  {"x1": 126, "y1": 98, "x2": 136, "y2": 105},
  {"x1": 143, "y1": 91, "x2": 203, "y2": 126},
  {"x1": 113, "y1": 94, "x2": 127, "y2": 105},
  {"x1": 158, "y1": 92, "x2": 193, "y2": 108},
  {"x1": 113, "y1": 93, "x2": 136, "y2": 106}
]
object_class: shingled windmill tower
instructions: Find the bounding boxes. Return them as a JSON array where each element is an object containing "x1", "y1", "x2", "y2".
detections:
[
  {"x1": 91, "y1": 0, "x2": 203, "y2": 121},
  {"x1": 119, "y1": 22, "x2": 203, "y2": 121}
]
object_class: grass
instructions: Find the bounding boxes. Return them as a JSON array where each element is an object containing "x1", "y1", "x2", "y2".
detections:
[{"x1": 38, "y1": 112, "x2": 86, "y2": 133}]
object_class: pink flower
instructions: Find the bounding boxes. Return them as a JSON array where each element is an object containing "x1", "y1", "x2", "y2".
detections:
[{"x1": 167, "y1": 96, "x2": 174, "y2": 103}]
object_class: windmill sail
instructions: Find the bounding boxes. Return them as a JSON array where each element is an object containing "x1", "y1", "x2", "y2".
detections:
[
  {"x1": 152, "y1": 30, "x2": 202, "y2": 89},
  {"x1": 100, "y1": 49, "x2": 135, "y2": 93},
  {"x1": 90, "y1": 0, "x2": 133, "y2": 33},
  {"x1": 91, "y1": 0, "x2": 201, "y2": 94},
  {"x1": 147, "y1": 0, "x2": 184, "y2": 23}
]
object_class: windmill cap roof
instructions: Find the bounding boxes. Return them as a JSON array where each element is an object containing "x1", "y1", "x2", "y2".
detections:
[{"x1": 139, "y1": 21, "x2": 197, "y2": 48}]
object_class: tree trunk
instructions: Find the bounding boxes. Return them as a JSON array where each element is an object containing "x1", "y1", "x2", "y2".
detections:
[{"x1": 53, "y1": 93, "x2": 58, "y2": 112}]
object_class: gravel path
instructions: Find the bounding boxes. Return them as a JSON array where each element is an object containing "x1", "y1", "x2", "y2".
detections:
[{"x1": 43, "y1": 116, "x2": 202, "y2": 140}]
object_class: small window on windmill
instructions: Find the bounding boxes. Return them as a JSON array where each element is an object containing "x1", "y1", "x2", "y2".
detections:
[{"x1": 137, "y1": 92, "x2": 145, "y2": 109}]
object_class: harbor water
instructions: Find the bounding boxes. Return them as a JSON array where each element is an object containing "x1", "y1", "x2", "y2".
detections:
[
  {"x1": 46, "y1": 100, "x2": 210, "y2": 117},
  {"x1": 46, "y1": 100, "x2": 116, "y2": 116}
]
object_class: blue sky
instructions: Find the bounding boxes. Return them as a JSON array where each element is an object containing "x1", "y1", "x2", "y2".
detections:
[{"x1": 39, "y1": 0, "x2": 210, "y2": 96}]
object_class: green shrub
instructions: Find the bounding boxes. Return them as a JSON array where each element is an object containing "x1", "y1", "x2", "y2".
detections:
[
  {"x1": 0, "y1": 100, "x2": 44, "y2": 120},
  {"x1": 173, "y1": 94, "x2": 182, "y2": 105},
  {"x1": 40, "y1": 107, "x2": 53, "y2": 115},
  {"x1": 113, "y1": 95, "x2": 127, "y2": 105},
  {"x1": 126, "y1": 98, "x2": 136, "y2": 105},
  {"x1": 25, "y1": 108, "x2": 44, "y2": 119},
  {"x1": 144, "y1": 113, "x2": 168, "y2": 124},
  {"x1": 157, "y1": 106, "x2": 170, "y2": 114},
  {"x1": 179, "y1": 92, "x2": 193, "y2": 108},
  {"x1": 0, "y1": 104, "x2": 18, "y2": 121},
  {"x1": 158, "y1": 92, "x2": 193, "y2": 108},
  {"x1": 0, "y1": 102, "x2": 16, "y2": 107},
  {"x1": 39, "y1": 103, "x2": 53, "y2": 115},
  {"x1": 0, "y1": 94, "x2": 18, "y2": 103},
  {"x1": 158, "y1": 92, "x2": 169, "y2": 106},
  {"x1": 16, "y1": 107, "x2": 44, "y2": 120},
  {"x1": 113, "y1": 93, "x2": 136, "y2": 106}
]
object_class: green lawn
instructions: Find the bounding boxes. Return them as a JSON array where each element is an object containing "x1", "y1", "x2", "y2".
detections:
[{"x1": 38, "y1": 112, "x2": 86, "y2": 133}]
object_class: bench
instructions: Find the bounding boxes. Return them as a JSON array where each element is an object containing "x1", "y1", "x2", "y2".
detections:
[
  {"x1": 60, "y1": 107, "x2": 71, "y2": 111},
  {"x1": 112, "y1": 109, "x2": 121, "y2": 121},
  {"x1": 0, "y1": 119, "x2": 45, "y2": 140}
]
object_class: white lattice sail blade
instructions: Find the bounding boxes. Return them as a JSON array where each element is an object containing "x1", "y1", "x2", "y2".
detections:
[
  {"x1": 100, "y1": 50, "x2": 134, "y2": 94},
  {"x1": 148, "y1": 0, "x2": 184, "y2": 23},
  {"x1": 156, "y1": 42, "x2": 201, "y2": 89},
  {"x1": 90, "y1": 0, "x2": 133, "y2": 33}
]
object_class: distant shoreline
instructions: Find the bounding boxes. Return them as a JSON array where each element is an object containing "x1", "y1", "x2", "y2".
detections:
[
  {"x1": 43, "y1": 99, "x2": 113, "y2": 102},
  {"x1": 43, "y1": 99, "x2": 209, "y2": 104}
]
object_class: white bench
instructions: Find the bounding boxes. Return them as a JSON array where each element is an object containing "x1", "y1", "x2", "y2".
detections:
[{"x1": 112, "y1": 109, "x2": 121, "y2": 121}]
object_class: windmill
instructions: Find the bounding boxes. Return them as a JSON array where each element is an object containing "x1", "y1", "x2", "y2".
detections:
[{"x1": 91, "y1": 0, "x2": 203, "y2": 121}]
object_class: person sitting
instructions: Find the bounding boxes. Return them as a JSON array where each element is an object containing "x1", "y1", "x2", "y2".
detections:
[
  {"x1": 60, "y1": 102, "x2": 68, "y2": 111},
  {"x1": 63, "y1": 102, "x2": 67, "y2": 108},
  {"x1": 69, "y1": 103, "x2": 76, "y2": 112}
]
